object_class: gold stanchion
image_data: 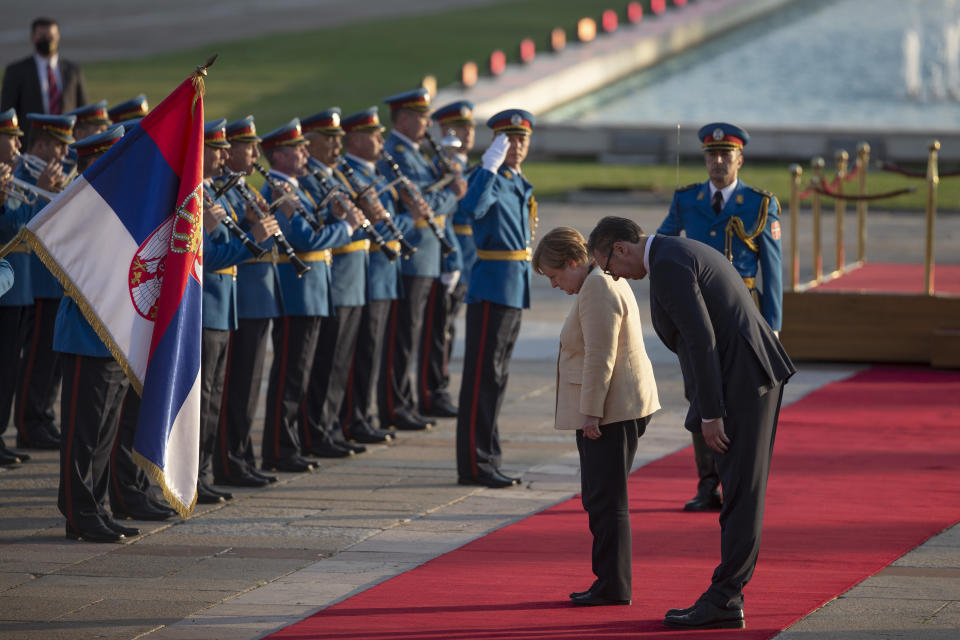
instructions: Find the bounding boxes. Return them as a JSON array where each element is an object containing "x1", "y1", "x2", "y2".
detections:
[
  {"x1": 856, "y1": 142, "x2": 870, "y2": 264},
  {"x1": 834, "y1": 150, "x2": 848, "y2": 275},
  {"x1": 811, "y1": 157, "x2": 825, "y2": 284},
  {"x1": 925, "y1": 140, "x2": 939, "y2": 295},
  {"x1": 788, "y1": 163, "x2": 802, "y2": 292}
]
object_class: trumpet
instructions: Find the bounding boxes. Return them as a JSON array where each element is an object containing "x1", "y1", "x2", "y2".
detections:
[
  {"x1": 307, "y1": 162, "x2": 398, "y2": 262},
  {"x1": 3, "y1": 175, "x2": 58, "y2": 206},
  {"x1": 222, "y1": 168, "x2": 311, "y2": 278},
  {"x1": 252, "y1": 162, "x2": 325, "y2": 233},
  {"x1": 380, "y1": 150, "x2": 456, "y2": 257}
]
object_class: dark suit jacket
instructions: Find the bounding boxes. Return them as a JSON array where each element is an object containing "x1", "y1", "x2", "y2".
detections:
[
  {"x1": 1, "y1": 55, "x2": 87, "y2": 141},
  {"x1": 647, "y1": 235, "x2": 796, "y2": 432}
]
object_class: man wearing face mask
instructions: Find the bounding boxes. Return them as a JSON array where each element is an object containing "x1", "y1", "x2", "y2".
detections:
[{"x1": 1, "y1": 17, "x2": 88, "y2": 149}]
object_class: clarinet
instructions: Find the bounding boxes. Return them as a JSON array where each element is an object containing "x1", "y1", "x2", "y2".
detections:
[
  {"x1": 380, "y1": 150, "x2": 456, "y2": 257},
  {"x1": 423, "y1": 130, "x2": 461, "y2": 176},
  {"x1": 207, "y1": 175, "x2": 267, "y2": 259},
  {"x1": 229, "y1": 172, "x2": 311, "y2": 278},
  {"x1": 252, "y1": 162, "x2": 324, "y2": 233},
  {"x1": 308, "y1": 164, "x2": 398, "y2": 262},
  {"x1": 336, "y1": 160, "x2": 417, "y2": 260}
]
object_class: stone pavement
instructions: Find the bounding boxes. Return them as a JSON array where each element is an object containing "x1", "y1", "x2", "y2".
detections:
[{"x1": 1, "y1": 200, "x2": 958, "y2": 639}]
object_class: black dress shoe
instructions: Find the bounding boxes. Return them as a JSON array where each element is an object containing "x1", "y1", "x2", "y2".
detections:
[
  {"x1": 65, "y1": 523, "x2": 124, "y2": 543},
  {"x1": 215, "y1": 471, "x2": 270, "y2": 488},
  {"x1": 664, "y1": 600, "x2": 744, "y2": 629},
  {"x1": 263, "y1": 456, "x2": 316, "y2": 472},
  {"x1": 411, "y1": 411, "x2": 436, "y2": 426},
  {"x1": 570, "y1": 590, "x2": 631, "y2": 606},
  {"x1": 205, "y1": 484, "x2": 233, "y2": 501},
  {"x1": 249, "y1": 468, "x2": 278, "y2": 483},
  {"x1": 114, "y1": 501, "x2": 176, "y2": 521},
  {"x1": 336, "y1": 439, "x2": 366, "y2": 454},
  {"x1": 391, "y1": 414, "x2": 431, "y2": 431},
  {"x1": 17, "y1": 429, "x2": 60, "y2": 450},
  {"x1": 349, "y1": 422, "x2": 395, "y2": 444},
  {"x1": 683, "y1": 489, "x2": 722, "y2": 512},
  {"x1": 197, "y1": 485, "x2": 226, "y2": 504},
  {"x1": 104, "y1": 519, "x2": 141, "y2": 537},
  {"x1": 0, "y1": 447, "x2": 22, "y2": 466},
  {"x1": 305, "y1": 442, "x2": 354, "y2": 458},
  {"x1": 421, "y1": 396, "x2": 458, "y2": 418},
  {"x1": 458, "y1": 470, "x2": 520, "y2": 488}
]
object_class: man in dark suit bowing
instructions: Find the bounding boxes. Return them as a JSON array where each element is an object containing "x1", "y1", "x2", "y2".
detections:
[
  {"x1": 2, "y1": 17, "x2": 87, "y2": 147},
  {"x1": 587, "y1": 216, "x2": 796, "y2": 630}
]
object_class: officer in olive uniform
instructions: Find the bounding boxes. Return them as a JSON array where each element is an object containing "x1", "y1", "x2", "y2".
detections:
[
  {"x1": 340, "y1": 107, "x2": 412, "y2": 444},
  {"x1": 11, "y1": 113, "x2": 76, "y2": 452},
  {"x1": 658, "y1": 122, "x2": 783, "y2": 512},
  {"x1": 456, "y1": 109, "x2": 537, "y2": 488},
  {"x1": 258, "y1": 119, "x2": 356, "y2": 472},
  {"x1": 0, "y1": 108, "x2": 33, "y2": 466},
  {"x1": 377, "y1": 87, "x2": 464, "y2": 432}
]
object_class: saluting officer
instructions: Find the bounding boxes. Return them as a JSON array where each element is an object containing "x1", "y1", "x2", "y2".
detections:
[
  {"x1": 11, "y1": 113, "x2": 76, "y2": 452},
  {"x1": 456, "y1": 109, "x2": 537, "y2": 488},
  {"x1": 258, "y1": 119, "x2": 358, "y2": 472},
  {"x1": 419, "y1": 100, "x2": 476, "y2": 419},
  {"x1": 657, "y1": 122, "x2": 783, "y2": 512},
  {"x1": 297, "y1": 107, "x2": 368, "y2": 457},
  {"x1": 214, "y1": 115, "x2": 281, "y2": 487},
  {"x1": 377, "y1": 87, "x2": 464, "y2": 432},
  {"x1": 0, "y1": 108, "x2": 33, "y2": 466},
  {"x1": 340, "y1": 107, "x2": 411, "y2": 444}
]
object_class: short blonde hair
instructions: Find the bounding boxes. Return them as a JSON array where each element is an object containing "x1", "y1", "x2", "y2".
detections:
[{"x1": 533, "y1": 226, "x2": 589, "y2": 275}]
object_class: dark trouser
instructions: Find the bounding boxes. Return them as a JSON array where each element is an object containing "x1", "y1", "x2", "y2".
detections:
[
  {"x1": 418, "y1": 279, "x2": 463, "y2": 412},
  {"x1": 456, "y1": 301, "x2": 522, "y2": 478},
  {"x1": 379, "y1": 275, "x2": 433, "y2": 424},
  {"x1": 691, "y1": 431, "x2": 720, "y2": 495},
  {"x1": 577, "y1": 416, "x2": 649, "y2": 601},
  {"x1": 15, "y1": 298, "x2": 61, "y2": 443},
  {"x1": 0, "y1": 304, "x2": 30, "y2": 435},
  {"x1": 262, "y1": 315, "x2": 321, "y2": 463},
  {"x1": 58, "y1": 354, "x2": 128, "y2": 530},
  {"x1": 300, "y1": 305, "x2": 362, "y2": 448},
  {"x1": 109, "y1": 389, "x2": 156, "y2": 513},
  {"x1": 216, "y1": 317, "x2": 272, "y2": 480},
  {"x1": 199, "y1": 328, "x2": 230, "y2": 485},
  {"x1": 342, "y1": 299, "x2": 391, "y2": 433},
  {"x1": 704, "y1": 383, "x2": 784, "y2": 610}
]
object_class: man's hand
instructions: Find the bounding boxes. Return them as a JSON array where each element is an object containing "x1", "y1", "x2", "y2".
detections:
[
  {"x1": 702, "y1": 418, "x2": 730, "y2": 454},
  {"x1": 203, "y1": 203, "x2": 227, "y2": 234},
  {"x1": 250, "y1": 215, "x2": 279, "y2": 243},
  {"x1": 450, "y1": 175, "x2": 468, "y2": 199},
  {"x1": 340, "y1": 201, "x2": 364, "y2": 231},
  {"x1": 270, "y1": 184, "x2": 299, "y2": 219},
  {"x1": 481, "y1": 134, "x2": 509, "y2": 173},
  {"x1": 243, "y1": 202, "x2": 260, "y2": 225},
  {"x1": 0, "y1": 163, "x2": 11, "y2": 205},
  {"x1": 581, "y1": 415, "x2": 602, "y2": 440},
  {"x1": 37, "y1": 159, "x2": 66, "y2": 193}
]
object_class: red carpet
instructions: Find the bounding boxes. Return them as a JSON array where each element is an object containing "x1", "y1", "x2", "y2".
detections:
[
  {"x1": 267, "y1": 367, "x2": 960, "y2": 639},
  {"x1": 815, "y1": 262, "x2": 960, "y2": 295}
]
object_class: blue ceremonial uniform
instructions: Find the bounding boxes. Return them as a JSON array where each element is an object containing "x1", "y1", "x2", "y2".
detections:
[
  {"x1": 658, "y1": 178, "x2": 783, "y2": 331},
  {"x1": 451, "y1": 158, "x2": 476, "y2": 283},
  {"x1": 0, "y1": 196, "x2": 34, "y2": 306},
  {"x1": 202, "y1": 182, "x2": 251, "y2": 331},
  {"x1": 12, "y1": 162, "x2": 63, "y2": 299},
  {"x1": 0, "y1": 258, "x2": 11, "y2": 296},
  {"x1": 53, "y1": 296, "x2": 110, "y2": 357},
  {"x1": 460, "y1": 166, "x2": 535, "y2": 310}
]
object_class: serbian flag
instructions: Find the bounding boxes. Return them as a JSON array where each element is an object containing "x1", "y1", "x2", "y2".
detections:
[{"x1": 0, "y1": 69, "x2": 209, "y2": 516}]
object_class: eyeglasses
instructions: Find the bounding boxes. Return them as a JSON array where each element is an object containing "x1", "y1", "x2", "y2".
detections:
[{"x1": 601, "y1": 244, "x2": 616, "y2": 277}]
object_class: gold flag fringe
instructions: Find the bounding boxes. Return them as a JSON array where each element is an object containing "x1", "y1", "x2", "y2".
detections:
[{"x1": 133, "y1": 450, "x2": 198, "y2": 518}]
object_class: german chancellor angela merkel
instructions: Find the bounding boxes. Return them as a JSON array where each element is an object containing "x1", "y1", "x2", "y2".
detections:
[{"x1": 533, "y1": 226, "x2": 660, "y2": 607}]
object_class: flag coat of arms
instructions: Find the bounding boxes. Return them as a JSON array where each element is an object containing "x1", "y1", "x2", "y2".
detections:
[{"x1": 1, "y1": 68, "x2": 210, "y2": 515}]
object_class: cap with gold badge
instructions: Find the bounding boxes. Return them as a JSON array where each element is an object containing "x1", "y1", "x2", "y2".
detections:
[
  {"x1": 698, "y1": 122, "x2": 750, "y2": 150},
  {"x1": 486, "y1": 108, "x2": 534, "y2": 136}
]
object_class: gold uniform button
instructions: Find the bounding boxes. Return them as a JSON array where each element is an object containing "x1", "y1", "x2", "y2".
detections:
[{"x1": 709, "y1": 231, "x2": 717, "y2": 237}]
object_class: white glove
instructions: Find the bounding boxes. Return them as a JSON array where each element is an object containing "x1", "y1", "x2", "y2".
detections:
[
  {"x1": 481, "y1": 134, "x2": 510, "y2": 172},
  {"x1": 440, "y1": 270, "x2": 460, "y2": 294}
]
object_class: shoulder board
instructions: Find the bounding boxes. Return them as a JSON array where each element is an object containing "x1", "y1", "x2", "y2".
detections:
[
  {"x1": 675, "y1": 183, "x2": 699, "y2": 193},
  {"x1": 745, "y1": 185, "x2": 774, "y2": 198},
  {"x1": 394, "y1": 143, "x2": 406, "y2": 154}
]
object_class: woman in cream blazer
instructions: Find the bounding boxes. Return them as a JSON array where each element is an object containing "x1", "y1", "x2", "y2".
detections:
[{"x1": 533, "y1": 226, "x2": 659, "y2": 607}]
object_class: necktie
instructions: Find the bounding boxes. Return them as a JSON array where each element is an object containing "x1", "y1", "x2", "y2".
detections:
[
  {"x1": 712, "y1": 191, "x2": 723, "y2": 215},
  {"x1": 47, "y1": 62, "x2": 62, "y2": 115}
]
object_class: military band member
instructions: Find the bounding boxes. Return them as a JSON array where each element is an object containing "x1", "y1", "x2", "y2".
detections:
[
  {"x1": 106, "y1": 94, "x2": 148, "y2": 124},
  {"x1": 295, "y1": 108, "x2": 370, "y2": 456},
  {"x1": 198, "y1": 119, "x2": 280, "y2": 501},
  {"x1": 377, "y1": 87, "x2": 464, "y2": 431},
  {"x1": 455, "y1": 109, "x2": 537, "y2": 488},
  {"x1": 214, "y1": 115, "x2": 281, "y2": 487},
  {"x1": 340, "y1": 107, "x2": 410, "y2": 444},
  {"x1": 11, "y1": 113, "x2": 76, "y2": 452},
  {"x1": 258, "y1": 119, "x2": 359, "y2": 472},
  {"x1": 657, "y1": 122, "x2": 783, "y2": 512},
  {"x1": 0, "y1": 108, "x2": 32, "y2": 466},
  {"x1": 419, "y1": 100, "x2": 476, "y2": 419},
  {"x1": 64, "y1": 99, "x2": 110, "y2": 170},
  {"x1": 54, "y1": 125, "x2": 149, "y2": 542}
]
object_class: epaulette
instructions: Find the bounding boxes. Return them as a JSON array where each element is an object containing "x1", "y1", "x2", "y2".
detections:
[
  {"x1": 675, "y1": 183, "x2": 699, "y2": 193},
  {"x1": 745, "y1": 185, "x2": 775, "y2": 198},
  {"x1": 394, "y1": 143, "x2": 406, "y2": 154}
]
